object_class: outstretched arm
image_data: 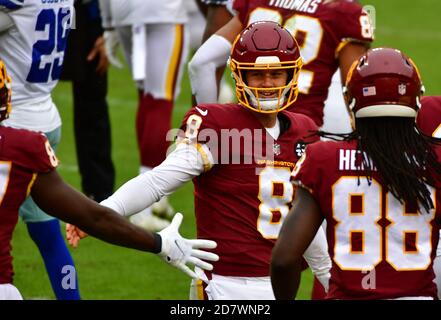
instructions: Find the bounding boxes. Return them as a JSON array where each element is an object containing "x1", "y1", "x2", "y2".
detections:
[
  {"x1": 271, "y1": 187, "x2": 325, "y2": 299},
  {"x1": 32, "y1": 169, "x2": 158, "y2": 252},
  {"x1": 31, "y1": 169, "x2": 218, "y2": 278},
  {"x1": 100, "y1": 141, "x2": 211, "y2": 217}
]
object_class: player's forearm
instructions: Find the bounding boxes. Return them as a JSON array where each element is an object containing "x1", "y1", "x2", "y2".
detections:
[
  {"x1": 201, "y1": 4, "x2": 233, "y2": 43},
  {"x1": 78, "y1": 204, "x2": 161, "y2": 253},
  {"x1": 271, "y1": 259, "x2": 302, "y2": 299},
  {"x1": 32, "y1": 171, "x2": 160, "y2": 253}
]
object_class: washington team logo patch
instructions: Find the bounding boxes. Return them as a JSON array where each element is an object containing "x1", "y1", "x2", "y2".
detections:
[{"x1": 295, "y1": 141, "x2": 306, "y2": 157}]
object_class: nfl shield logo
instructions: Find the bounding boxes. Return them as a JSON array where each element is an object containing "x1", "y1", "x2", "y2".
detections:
[
  {"x1": 273, "y1": 143, "x2": 281, "y2": 156},
  {"x1": 398, "y1": 83, "x2": 407, "y2": 95}
]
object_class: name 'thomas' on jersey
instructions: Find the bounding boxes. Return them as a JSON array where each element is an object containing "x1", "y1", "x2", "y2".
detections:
[
  {"x1": 0, "y1": 0, "x2": 74, "y2": 106},
  {"x1": 232, "y1": 0, "x2": 374, "y2": 126},
  {"x1": 180, "y1": 103, "x2": 317, "y2": 277},
  {"x1": 0, "y1": 126, "x2": 59, "y2": 284},
  {"x1": 292, "y1": 140, "x2": 441, "y2": 299}
]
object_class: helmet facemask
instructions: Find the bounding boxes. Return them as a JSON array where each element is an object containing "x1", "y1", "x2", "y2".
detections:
[
  {"x1": 228, "y1": 21, "x2": 303, "y2": 114},
  {"x1": 230, "y1": 57, "x2": 302, "y2": 113}
]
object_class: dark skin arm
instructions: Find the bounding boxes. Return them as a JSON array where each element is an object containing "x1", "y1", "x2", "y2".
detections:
[
  {"x1": 201, "y1": 4, "x2": 233, "y2": 43},
  {"x1": 338, "y1": 42, "x2": 370, "y2": 83},
  {"x1": 271, "y1": 187, "x2": 324, "y2": 299},
  {"x1": 195, "y1": 0, "x2": 208, "y2": 17},
  {"x1": 31, "y1": 170, "x2": 160, "y2": 253}
]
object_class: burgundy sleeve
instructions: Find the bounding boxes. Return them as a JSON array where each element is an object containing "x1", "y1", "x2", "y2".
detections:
[
  {"x1": 179, "y1": 105, "x2": 220, "y2": 145},
  {"x1": 335, "y1": 1, "x2": 374, "y2": 44},
  {"x1": 417, "y1": 96, "x2": 441, "y2": 137},
  {"x1": 27, "y1": 132, "x2": 59, "y2": 173},
  {"x1": 231, "y1": 0, "x2": 248, "y2": 24}
]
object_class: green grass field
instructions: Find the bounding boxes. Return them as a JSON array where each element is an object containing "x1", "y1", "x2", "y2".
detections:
[{"x1": 10, "y1": 0, "x2": 441, "y2": 299}]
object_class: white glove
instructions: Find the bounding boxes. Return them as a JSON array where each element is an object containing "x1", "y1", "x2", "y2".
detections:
[
  {"x1": 157, "y1": 212, "x2": 219, "y2": 279},
  {"x1": 103, "y1": 30, "x2": 123, "y2": 69}
]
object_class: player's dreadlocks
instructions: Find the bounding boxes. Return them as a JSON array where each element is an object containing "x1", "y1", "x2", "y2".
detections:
[{"x1": 316, "y1": 117, "x2": 441, "y2": 213}]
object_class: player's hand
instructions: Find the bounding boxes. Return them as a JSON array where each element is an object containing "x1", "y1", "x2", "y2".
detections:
[
  {"x1": 157, "y1": 213, "x2": 219, "y2": 279},
  {"x1": 66, "y1": 223, "x2": 88, "y2": 248},
  {"x1": 103, "y1": 30, "x2": 123, "y2": 69},
  {"x1": 87, "y1": 36, "x2": 110, "y2": 75}
]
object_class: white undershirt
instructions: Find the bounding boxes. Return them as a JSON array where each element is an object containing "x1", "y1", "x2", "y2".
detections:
[{"x1": 265, "y1": 117, "x2": 280, "y2": 140}]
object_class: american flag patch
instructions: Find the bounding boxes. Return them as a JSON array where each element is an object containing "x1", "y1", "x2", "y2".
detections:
[{"x1": 363, "y1": 86, "x2": 376, "y2": 96}]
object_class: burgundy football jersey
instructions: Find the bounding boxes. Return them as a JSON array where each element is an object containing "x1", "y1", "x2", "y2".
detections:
[
  {"x1": 417, "y1": 96, "x2": 441, "y2": 138},
  {"x1": 232, "y1": 0, "x2": 374, "y2": 126},
  {"x1": 292, "y1": 140, "x2": 440, "y2": 299},
  {"x1": 0, "y1": 127, "x2": 57, "y2": 284},
  {"x1": 180, "y1": 103, "x2": 317, "y2": 276}
]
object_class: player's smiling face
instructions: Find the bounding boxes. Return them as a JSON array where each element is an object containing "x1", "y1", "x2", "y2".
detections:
[{"x1": 245, "y1": 69, "x2": 288, "y2": 98}]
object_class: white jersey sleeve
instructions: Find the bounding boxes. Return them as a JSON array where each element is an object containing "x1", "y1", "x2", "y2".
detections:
[
  {"x1": 188, "y1": 34, "x2": 232, "y2": 104},
  {"x1": 100, "y1": 142, "x2": 214, "y2": 217},
  {"x1": 0, "y1": 0, "x2": 74, "y2": 130},
  {"x1": 109, "y1": 0, "x2": 187, "y2": 27}
]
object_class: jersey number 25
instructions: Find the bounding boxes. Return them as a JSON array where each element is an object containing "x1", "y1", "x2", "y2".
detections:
[{"x1": 27, "y1": 7, "x2": 72, "y2": 83}]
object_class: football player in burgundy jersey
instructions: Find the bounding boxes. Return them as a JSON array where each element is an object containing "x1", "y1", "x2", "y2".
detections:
[
  {"x1": 189, "y1": 0, "x2": 374, "y2": 128},
  {"x1": 272, "y1": 48, "x2": 441, "y2": 299},
  {"x1": 0, "y1": 60, "x2": 218, "y2": 299},
  {"x1": 73, "y1": 21, "x2": 331, "y2": 300},
  {"x1": 416, "y1": 96, "x2": 441, "y2": 299}
]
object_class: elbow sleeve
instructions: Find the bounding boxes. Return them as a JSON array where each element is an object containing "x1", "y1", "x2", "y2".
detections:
[{"x1": 188, "y1": 34, "x2": 232, "y2": 104}]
